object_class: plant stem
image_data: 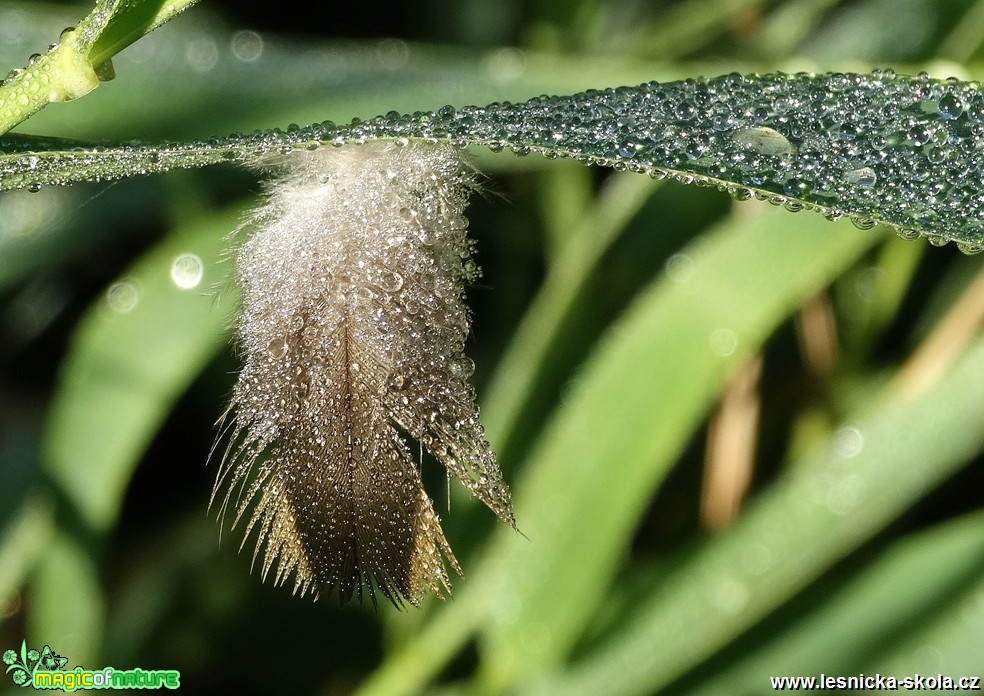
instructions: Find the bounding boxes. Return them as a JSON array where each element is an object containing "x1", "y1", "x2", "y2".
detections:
[{"x1": 0, "y1": 29, "x2": 103, "y2": 137}]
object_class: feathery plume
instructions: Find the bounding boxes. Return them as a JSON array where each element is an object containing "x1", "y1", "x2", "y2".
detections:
[{"x1": 214, "y1": 141, "x2": 514, "y2": 606}]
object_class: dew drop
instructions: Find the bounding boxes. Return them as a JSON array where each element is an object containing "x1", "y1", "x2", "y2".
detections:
[
  {"x1": 709, "y1": 327, "x2": 738, "y2": 357},
  {"x1": 733, "y1": 127, "x2": 796, "y2": 158},
  {"x1": 844, "y1": 167, "x2": 877, "y2": 189},
  {"x1": 448, "y1": 356, "x2": 475, "y2": 379},
  {"x1": 267, "y1": 337, "x2": 289, "y2": 360},
  {"x1": 170, "y1": 253, "x2": 203, "y2": 289},
  {"x1": 906, "y1": 125, "x2": 933, "y2": 147},
  {"x1": 833, "y1": 426, "x2": 864, "y2": 458},
  {"x1": 925, "y1": 145, "x2": 947, "y2": 164},
  {"x1": 230, "y1": 30, "x2": 264, "y2": 62},
  {"x1": 377, "y1": 269, "x2": 404, "y2": 293},
  {"x1": 783, "y1": 177, "x2": 811, "y2": 197},
  {"x1": 106, "y1": 280, "x2": 139, "y2": 313},
  {"x1": 665, "y1": 253, "x2": 694, "y2": 283},
  {"x1": 851, "y1": 217, "x2": 877, "y2": 231},
  {"x1": 838, "y1": 123, "x2": 860, "y2": 141},
  {"x1": 937, "y1": 93, "x2": 964, "y2": 120},
  {"x1": 967, "y1": 97, "x2": 984, "y2": 123}
]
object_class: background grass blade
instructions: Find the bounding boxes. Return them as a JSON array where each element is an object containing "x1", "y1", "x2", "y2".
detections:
[
  {"x1": 27, "y1": 529, "x2": 105, "y2": 667},
  {"x1": 684, "y1": 509, "x2": 984, "y2": 695},
  {"x1": 534, "y1": 333, "x2": 984, "y2": 696},
  {"x1": 41, "y1": 204, "x2": 241, "y2": 532},
  {"x1": 473, "y1": 203, "x2": 879, "y2": 688}
]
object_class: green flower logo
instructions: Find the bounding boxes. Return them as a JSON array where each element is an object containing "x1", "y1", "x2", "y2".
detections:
[{"x1": 4, "y1": 640, "x2": 68, "y2": 688}]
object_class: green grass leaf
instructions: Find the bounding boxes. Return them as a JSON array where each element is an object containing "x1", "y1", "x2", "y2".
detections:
[
  {"x1": 0, "y1": 494, "x2": 54, "y2": 616},
  {"x1": 28, "y1": 530, "x2": 104, "y2": 667},
  {"x1": 40, "y1": 204, "x2": 241, "y2": 532},
  {"x1": 534, "y1": 333, "x2": 984, "y2": 696},
  {"x1": 80, "y1": 0, "x2": 202, "y2": 70},
  {"x1": 474, "y1": 203, "x2": 879, "y2": 689},
  {"x1": 683, "y1": 506, "x2": 984, "y2": 694},
  {"x1": 3, "y1": 71, "x2": 983, "y2": 248}
]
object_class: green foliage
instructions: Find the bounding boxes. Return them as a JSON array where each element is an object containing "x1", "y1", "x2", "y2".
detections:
[
  {"x1": 43, "y1": 204, "x2": 239, "y2": 531},
  {"x1": 0, "y1": 0, "x2": 199, "y2": 132},
  {"x1": 5, "y1": 72, "x2": 984, "y2": 247},
  {"x1": 1, "y1": 1, "x2": 982, "y2": 694}
]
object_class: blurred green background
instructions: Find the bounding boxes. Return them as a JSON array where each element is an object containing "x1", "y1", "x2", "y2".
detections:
[{"x1": 2, "y1": 1, "x2": 984, "y2": 694}]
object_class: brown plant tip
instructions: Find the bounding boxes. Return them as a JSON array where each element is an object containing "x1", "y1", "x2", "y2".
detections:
[{"x1": 212, "y1": 141, "x2": 515, "y2": 607}]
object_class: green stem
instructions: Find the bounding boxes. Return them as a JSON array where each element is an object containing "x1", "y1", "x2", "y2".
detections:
[
  {"x1": 0, "y1": 29, "x2": 102, "y2": 136},
  {"x1": 0, "y1": 0, "x2": 202, "y2": 137}
]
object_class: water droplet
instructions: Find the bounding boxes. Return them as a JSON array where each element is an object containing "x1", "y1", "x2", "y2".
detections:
[
  {"x1": 838, "y1": 123, "x2": 860, "y2": 141},
  {"x1": 851, "y1": 217, "x2": 877, "y2": 231},
  {"x1": 185, "y1": 37, "x2": 219, "y2": 72},
  {"x1": 844, "y1": 167, "x2": 877, "y2": 189},
  {"x1": 833, "y1": 426, "x2": 864, "y2": 458},
  {"x1": 230, "y1": 30, "x2": 264, "y2": 62},
  {"x1": 967, "y1": 97, "x2": 984, "y2": 122},
  {"x1": 733, "y1": 127, "x2": 796, "y2": 158},
  {"x1": 448, "y1": 356, "x2": 475, "y2": 379},
  {"x1": 783, "y1": 177, "x2": 811, "y2": 197},
  {"x1": 665, "y1": 253, "x2": 694, "y2": 283},
  {"x1": 170, "y1": 253, "x2": 203, "y2": 289},
  {"x1": 906, "y1": 125, "x2": 933, "y2": 147},
  {"x1": 267, "y1": 336, "x2": 289, "y2": 360},
  {"x1": 377, "y1": 269, "x2": 404, "y2": 293},
  {"x1": 937, "y1": 93, "x2": 963, "y2": 120},
  {"x1": 925, "y1": 145, "x2": 947, "y2": 164},
  {"x1": 709, "y1": 327, "x2": 738, "y2": 357},
  {"x1": 106, "y1": 280, "x2": 139, "y2": 313}
]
